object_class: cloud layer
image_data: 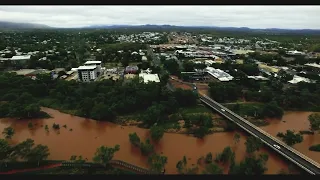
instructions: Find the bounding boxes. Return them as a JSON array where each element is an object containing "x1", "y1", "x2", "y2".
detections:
[{"x1": 0, "y1": 6, "x2": 319, "y2": 29}]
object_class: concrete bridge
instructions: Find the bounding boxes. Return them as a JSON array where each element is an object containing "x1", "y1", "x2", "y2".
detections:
[
  {"x1": 61, "y1": 160, "x2": 162, "y2": 174},
  {"x1": 166, "y1": 79, "x2": 320, "y2": 175},
  {"x1": 200, "y1": 94, "x2": 320, "y2": 175}
]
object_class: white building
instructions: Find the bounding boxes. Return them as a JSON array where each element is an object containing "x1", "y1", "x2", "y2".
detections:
[
  {"x1": 286, "y1": 50, "x2": 305, "y2": 56},
  {"x1": 288, "y1": 75, "x2": 312, "y2": 84},
  {"x1": 139, "y1": 73, "x2": 160, "y2": 84},
  {"x1": 77, "y1": 65, "x2": 98, "y2": 82},
  {"x1": 205, "y1": 67, "x2": 234, "y2": 82},
  {"x1": 84, "y1": 61, "x2": 102, "y2": 74}
]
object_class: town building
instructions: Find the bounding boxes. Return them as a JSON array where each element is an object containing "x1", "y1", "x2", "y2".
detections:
[
  {"x1": 304, "y1": 63, "x2": 320, "y2": 73},
  {"x1": 205, "y1": 67, "x2": 234, "y2": 82},
  {"x1": 84, "y1": 61, "x2": 102, "y2": 74},
  {"x1": 125, "y1": 66, "x2": 139, "y2": 74},
  {"x1": 139, "y1": 73, "x2": 160, "y2": 84},
  {"x1": 77, "y1": 65, "x2": 98, "y2": 82},
  {"x1": 288, "y1": 75, "x2": 313, "y2": 84}
]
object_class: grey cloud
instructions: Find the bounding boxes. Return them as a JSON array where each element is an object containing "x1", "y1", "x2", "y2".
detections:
[{"x1": 0, "y1": 5, "x2": 319, "y2": 29}]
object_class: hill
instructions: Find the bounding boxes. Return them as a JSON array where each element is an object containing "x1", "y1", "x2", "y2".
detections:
[{"x1": 0, "y1": 21, "x2": 51, "y2": 30}]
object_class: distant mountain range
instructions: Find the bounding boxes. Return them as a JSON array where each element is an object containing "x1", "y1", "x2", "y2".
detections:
[
  {"x1": 0, "y1": 21, "x2": 51, "y2": 30},
  {"x1": 1, "y1": 21, "x2": 320, "y2": 35},
  {"x1": 84, "y1": 24, "x2": 320, "y2": 35}
]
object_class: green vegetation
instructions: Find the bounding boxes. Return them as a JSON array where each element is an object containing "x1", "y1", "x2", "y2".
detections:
[
  {"x1": 128, "y1": 133, "x2": 154, "y2": 156},
  {"x1": 140, "y1": 139, "x2": 154, "y2": 156},
  {"x1": 245, "y1": 136, "x2": 263, "y2": 154},
  {"x1": 52, "y1": 123, "x2": 60, "y2": 130},
  {"x1": 308, "y1": 113, "x2": 320, "y2": 131},
  {"x1": 150, "y1": 126, "x2": 165, "y2": 142},
  {"x1": 0, "y1": 138, "x2": 50, "y2": 165},
  {"x1": 277, "y1": 130, "x2": 303, "y2": 146},
  {"x1": 147, "y1": 153, "x2": 167, "y2": 173},
  {"x1": 28, "y1": 122, "x2": 33, "y2": 129},
  {"x1": 309, "y1": 144, "x2": 320, "y2": 152},
  {"x1": 229, "y1": 153, "x2": 269, "y2": 175},
  {"x1": 202, "y1": 163, "x2": 223, "y2": 174},
  {"x1": 92, "y1": 145, "x2": 120, "y2": 165},
  {"x1": 233, "y1": 133, "x2": 241, "y2": 145},
  {"x1": 205, "y1": 152, "x2": 213, "y2": 164},
  {"x1": 2, "y1": 127, "x2": 15, "y2": 139},
  {"x1": 215, "y1": 146, "x2": 235, "y2": 164},
  {"x1": 128, "y1": 132, "x2": 140, "y2": 147}
]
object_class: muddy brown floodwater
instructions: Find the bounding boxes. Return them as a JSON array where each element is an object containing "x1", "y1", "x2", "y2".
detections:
[{"x1": 0, "y1": 108, "x2": 319, "y2": 174}]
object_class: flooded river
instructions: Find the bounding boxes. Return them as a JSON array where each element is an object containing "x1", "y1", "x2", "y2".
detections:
[{"x1": 0, "y1": 108, "x2": 319, "y2": 174}]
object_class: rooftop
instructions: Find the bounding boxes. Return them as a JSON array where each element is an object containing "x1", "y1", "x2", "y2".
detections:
[
  {"x1": 205, "y1": 67, "x2": 234, "y2": 81},
  {"x1": 10, "y1": 55, "x2": 31, "y2": 60},
  {"x1": 77, "y1": 65, "x2": 97, "y2": 70},
  {"x1": 139, "y1": 73, "x2": 160, "y2": 83},
  {"x1": 84, "y1": 61, "x2": 102, "y2": 65},
  {"x1": 305, "y1": 63, "x2": 320, "y2": 69}
]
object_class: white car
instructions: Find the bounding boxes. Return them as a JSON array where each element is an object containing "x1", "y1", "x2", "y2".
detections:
[
  {"x1": 221, "y1": 109, "x2": 226, "y2": 112},
  {"x1": 273, "y1": 144, "x2": 281, "y2": 149}
]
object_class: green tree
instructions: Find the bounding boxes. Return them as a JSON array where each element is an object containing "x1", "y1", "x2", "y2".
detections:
[
  {"x1": 25, "y1": 144, "x2": 50, "y2": 166},
  {"x1": 233, "y1": 133, "x2": 241, "y2": 145},
  {"x1": 129, "y1": 132, "x2": 140, "y2": 147},
  {"x1": 205, "y1": 152, "x2": 213, "y2": 164},
  {"x1": 261, "y1": 101, "x2": 284, "y2": 119},
  {"x1": 2, "y1": 127, "x2": 15, "y2": 139},
  {"x1": 176, "y1": 156, "x2": 187, "y2": 174},
  {"x1": 229, "y1": 153, "x2": 268, "y2": 175},
  {"x1": 150, "y1": 126, "x2": 164, "y2": 142},
  {"x1": 28, "y1": 122, "x2": 33, "y2": 129},
  {"x1": 140, "y1": 139, "x2": 154, "y2": 156},
  {"x1": 215, "y1": 146, "x2": 234, "y2": 164},
  {"x1": 194, "y1": 126, "x2": 210, "y2": 139},
  {"x1": 245, "y1": 136, "x2": 263, "y2": 154},
  {"x1": 93, "y1": 145, "x2": 120, "y2": 166},
  {"x1": 0, "y1": 139, "x2": 11, "y2": 163},
  {"x1": 308, "y1": 113, "x2": 320, "y2": 131},
  {"x1": 11, "y1": 138, "x2": 34, "y2": 159},
  {"x1": 203, "y1": 163, "x2": 223, "y2": 174},
  {"x1": 148, "y1": 153, "x2": 167, "y2": 173},
  {"x1": 277, "y1": 130, "x2": 303, "y2": 146}
]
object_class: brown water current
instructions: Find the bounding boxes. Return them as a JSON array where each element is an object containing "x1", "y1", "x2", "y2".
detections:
[{"x1": 0, "y1": 108, "x2": 319, "y2": 174}]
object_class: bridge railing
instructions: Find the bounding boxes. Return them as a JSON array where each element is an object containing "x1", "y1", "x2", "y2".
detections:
[{"x1": 200, "y1": 95, "x2": 320, "y2": 169}]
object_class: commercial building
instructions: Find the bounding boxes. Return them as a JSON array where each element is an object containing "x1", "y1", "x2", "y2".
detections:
[
  {"x1": 304, "y1": 63, "x2": 320, "y2": 73},
  {"x1": 139, "y1": 73, "x2": 160, "y2": 84},
  {"x1": 0, "y1": 55, "x2": 31, "y2": 65},
  {"x1": 77, "y1": 65, "x2": 98, "y2": 82},
  {"x1": 84, "y1": 61, "x2": 102, "y2": 74},
  {"x1": 288, "y1": 75, "x2": 312, "y2": 84},
  {"x1": 205, "y1": 67, "x2": 234, "y2": 82}
]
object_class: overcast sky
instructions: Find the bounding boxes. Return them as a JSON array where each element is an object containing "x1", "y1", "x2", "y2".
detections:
[{"x1": 0, "y1": 6, "x2": 319, "y2": 29}]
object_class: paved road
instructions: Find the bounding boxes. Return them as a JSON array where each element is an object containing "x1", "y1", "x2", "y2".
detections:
[{"x1": 199, "y1": 95, "x2": 320, "y2": 175}]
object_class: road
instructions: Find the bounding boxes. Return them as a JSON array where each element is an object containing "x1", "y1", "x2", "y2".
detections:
[{"x1": 199, "y1": 95, "x2": 320, "y2": 175}]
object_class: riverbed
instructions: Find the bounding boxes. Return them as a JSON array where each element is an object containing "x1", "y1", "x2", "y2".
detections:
[{"x1": 1, "y1": 108, "x2": 319, "y2": 174}]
